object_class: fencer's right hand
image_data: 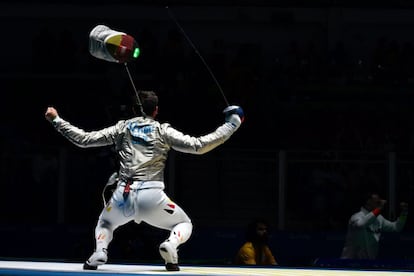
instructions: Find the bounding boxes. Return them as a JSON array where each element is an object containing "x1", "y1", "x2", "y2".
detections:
[
  {"x1": 45, "y1": 107, "x2": 58, "y2": 122},
  {"x1": 223, "y1": 105, "x2": 244, "y2": 127}
]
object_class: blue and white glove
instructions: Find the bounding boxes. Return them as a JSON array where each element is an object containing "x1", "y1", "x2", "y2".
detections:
[{"x1": 223, "y1": 105, "x2": 244, "y2": 127}]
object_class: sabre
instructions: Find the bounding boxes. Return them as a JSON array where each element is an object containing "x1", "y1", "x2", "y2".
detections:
[
  {"x1": 88, "y1": 25, "x2": 145, "y2": 116},
  {"x1": 165, "y1": 6, "x2": 230, "y2": 107}
]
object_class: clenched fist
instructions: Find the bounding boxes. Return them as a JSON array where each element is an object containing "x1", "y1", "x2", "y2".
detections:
[{"x1": 45, "y1": 107, "x2": 58, "y2": 122}]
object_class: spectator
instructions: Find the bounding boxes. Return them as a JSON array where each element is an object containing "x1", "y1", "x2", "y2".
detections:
[{"x1": 234, "y1": 219, "x2": 278, "y2": 266}]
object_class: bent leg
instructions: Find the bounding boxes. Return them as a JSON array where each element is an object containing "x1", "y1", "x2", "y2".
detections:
[
  {"x1": 84, "y1": 187, "x2": 133, "y2": 270},
  {"x1": 159, "y1": 221, "x2": 193, "y2": 271},
  {"x1": 136, "y1": 188, "x2": 193, "y2": 270}
]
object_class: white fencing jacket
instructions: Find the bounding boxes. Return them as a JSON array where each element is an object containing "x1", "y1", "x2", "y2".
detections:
[{"x1": 341, "y1": 207, "x2": 407, "y2": 260}]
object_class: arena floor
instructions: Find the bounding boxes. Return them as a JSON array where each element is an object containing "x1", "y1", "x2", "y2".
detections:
[{"x1": 1, "y1": 260, "x2": 414, "y2": 276}]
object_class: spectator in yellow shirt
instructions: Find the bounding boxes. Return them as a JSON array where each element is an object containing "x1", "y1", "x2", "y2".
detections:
[{"x1": 234, "y1": 219, "x2": 278, "y2": 265}]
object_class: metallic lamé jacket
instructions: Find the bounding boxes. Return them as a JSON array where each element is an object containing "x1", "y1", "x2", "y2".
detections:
[{"x1": 52, "y1": 116, "x2": 239, "y2": 184}]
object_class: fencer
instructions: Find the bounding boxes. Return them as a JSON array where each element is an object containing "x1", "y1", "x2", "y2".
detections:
[
  {"x1": 45, "y1": 90, "x2": 244, "y2": 271},
  {"x1": 341, "y1": 193, "x2": 408, "y2": 260}
]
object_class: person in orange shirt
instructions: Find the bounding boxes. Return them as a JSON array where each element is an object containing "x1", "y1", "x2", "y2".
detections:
[{"x1": 235, "y1": 219, "x2": 278, "y2": 265}]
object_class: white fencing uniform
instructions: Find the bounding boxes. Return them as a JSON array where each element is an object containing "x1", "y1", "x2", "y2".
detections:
[
  {"x1": 51, "y1": 114, "x2": 241, "y2": 268},
  {"x1": 340, "y1": 207, "x2": 407, "y2": 260}
]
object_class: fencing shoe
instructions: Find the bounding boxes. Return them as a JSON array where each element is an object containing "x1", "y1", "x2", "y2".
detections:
[
  {"x1": 83, "y1": 248, "x2": 108, "y2": 270},
  {"x1": 159, "y1": 241, "x2": 179, "y2": 271}
]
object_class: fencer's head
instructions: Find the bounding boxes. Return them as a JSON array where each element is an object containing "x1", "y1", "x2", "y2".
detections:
[
  {"x1": 364, "y1": 193, "x2": 383, "y2": 211},
  {"x1": 133, "y1": 90, "x2": 158, "y2": 117}
]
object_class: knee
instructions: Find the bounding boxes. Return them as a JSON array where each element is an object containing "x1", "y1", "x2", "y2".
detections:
[{"x1": 173, "y1": 222, "x2": 192, "y2": 244}]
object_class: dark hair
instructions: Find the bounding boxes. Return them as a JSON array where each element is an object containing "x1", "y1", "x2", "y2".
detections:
[
  {"x1": 245, "y1": 218, "x2": 269, "y2": 242},
  {"x1": 135, "y1": 90, "x2": 158, "y2": 116},
  {"x1": 359, "y1": 191, "x2": 382, "y2": 206}
]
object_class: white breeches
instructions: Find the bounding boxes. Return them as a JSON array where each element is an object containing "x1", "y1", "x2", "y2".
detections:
[{"x1": 94, "y1": 185, "x2": 192, "y2": 251}]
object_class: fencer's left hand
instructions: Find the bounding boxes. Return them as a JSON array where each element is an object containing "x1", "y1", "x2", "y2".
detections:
[{"x1": 45, "y1": 107, "x2": 58, "y2": 122}]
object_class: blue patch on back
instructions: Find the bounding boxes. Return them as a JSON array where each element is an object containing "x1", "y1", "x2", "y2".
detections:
[{"x1": 127, "y1": 122, "x2": 154, "y2": 145}]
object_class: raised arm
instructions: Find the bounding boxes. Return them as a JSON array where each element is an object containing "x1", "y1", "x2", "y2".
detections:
[
  {"x1": 350, "y1": 199, "x2": 387, "y2": 228},
  {"x1": 382, "y1": 202, "x2": 409, "y2": 232},
  {"x1": 164, "y1": 106, "x2": 244, "y2": 154},
  {"x1": 45, "y1": 106, "x2": 119, "y2": 148}
]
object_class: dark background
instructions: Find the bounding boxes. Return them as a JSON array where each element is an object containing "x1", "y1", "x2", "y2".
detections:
[{"x1": 2, "y1": 0, "x2": 414, "y2": 269}]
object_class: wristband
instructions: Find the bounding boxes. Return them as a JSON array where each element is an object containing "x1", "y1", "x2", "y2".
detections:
[
  {"x1": 52, "y1": 116, "x2": 62, "y2": 126},
  {"x1": 372, "y1": 208, "x2": 381, "y2": 216}
]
